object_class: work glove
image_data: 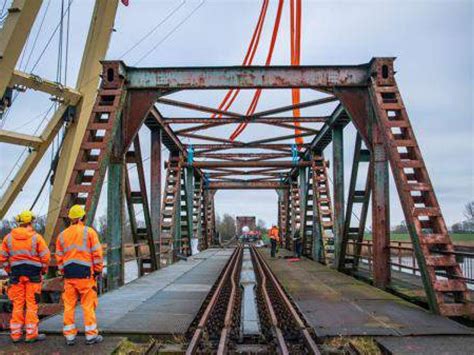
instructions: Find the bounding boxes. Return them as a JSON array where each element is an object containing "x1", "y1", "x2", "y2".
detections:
[{"x1": 57, "y1": 270, "x2": 64, "y2": 277}]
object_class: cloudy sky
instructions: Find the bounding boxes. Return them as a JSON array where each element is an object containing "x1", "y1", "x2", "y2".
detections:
[{"x1": 0, "y1": 0, "x2": 472, "y2": 229}]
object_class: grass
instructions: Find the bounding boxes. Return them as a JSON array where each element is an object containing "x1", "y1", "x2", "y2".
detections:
[
  {"x1": 323, "y1": 336, "x2": 381, "y2": 354},
  {"x1": 364, "y1": 233, "x2": 474, "y2": 243}
]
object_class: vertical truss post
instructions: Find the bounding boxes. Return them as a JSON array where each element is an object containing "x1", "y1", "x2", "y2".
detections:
[
  {"x1": 106, "y1": 159, "x2": 125, "y2": 290},
  {"x1": 159, "y1": 153, "x2": 182, "y2": 266},
  {"x1": 150, "y1": 128, "x2": 161, "y2": 268},
  {"x1": 311, "y1": 155, "x2": 325, "y2": 263},
  {"x1": 0, "y1": 0, "x2": 43, "y2": 97},
  {"x1": 175, "y1": 156, "x2": 183, "y2": 255},
  {"x1": 277, "y1": 189, "x2": 289, "y2": 248},
  {"x1": 332, "y1": 125, "x2": 345, "y2": 268},
  {"x1": 288, "y1": 178, "x2": 299, "y2": 251},
  {"x1": 124, "y1": 136, "x2": 158, "y2": 274},
  {"x1": 371, "y1": 122, "x2": 391, "y2": 288},
  {"x1": 193, "y1": 177, "x2": 203, "y2": 250},
  {"x1": 185, "y1": 166, "x2": 194, "y2": 255},
  {"x1": 339, "y1": 134, "x2": 372, "y2": 271},
  {"x1": 299, "y1": 166, "x2": 308, "y2": 252}
]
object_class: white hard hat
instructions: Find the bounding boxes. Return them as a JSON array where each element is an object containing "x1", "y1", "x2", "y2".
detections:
[{"x1": 242, "y1": 226, "x2": 250, "y2": 233}]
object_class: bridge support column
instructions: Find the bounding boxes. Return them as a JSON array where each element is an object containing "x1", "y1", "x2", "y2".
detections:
[
  {"x1": 184, "y1": 166, "x2": 194, "y2": 255},
  {"x1": 332, "y1": 125, "x2": 345, "y2": 268},
  {"x1": 106, "y1": 159, "x2": 125, "y2": 290},
  {"x1": 150, "y1": 128, "x2": 162, "y2": 267},
  {"x1": 371, "y1": 126, "x2": 391, "y2": 288}
]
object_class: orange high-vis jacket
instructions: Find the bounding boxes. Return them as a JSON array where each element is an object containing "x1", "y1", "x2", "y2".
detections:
[
  {"x1": 0, "y1": 227, "x2": 50, "y2": 276},
  {"x1": 55, "y1": 222, "x2": 103, "y2": 277},
  {"x1": 268, "y1": 227, "x2": 280, "y2": 241}
]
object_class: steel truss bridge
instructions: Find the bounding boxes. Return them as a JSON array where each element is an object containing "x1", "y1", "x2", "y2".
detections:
[{"x1": 0, "y1": 0, "x2": 472, "y2": 329}]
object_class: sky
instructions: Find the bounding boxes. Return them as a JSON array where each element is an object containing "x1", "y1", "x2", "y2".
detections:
[{"x1": 0, "y1": 0, "x2": 472, "y2": 230}]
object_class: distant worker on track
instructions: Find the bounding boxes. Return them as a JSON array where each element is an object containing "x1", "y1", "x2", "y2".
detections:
[
  {"x1": 0, "y1": 210, "x2": 50, "y2": 343},
  {"x1": 55, "y1": 205, "x2": 104, "y2": 346},
  {"x1": 268, "y1": 225, "x2": 280, "y2": 258}
]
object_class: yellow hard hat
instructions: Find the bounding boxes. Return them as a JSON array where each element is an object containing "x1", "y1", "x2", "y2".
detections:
[
  {"x1": 15, "y1": 210, "x2": 36, "y2": 224},
  {"x1": 68, "y1": 205, "x2": 86, "y2": 219}
]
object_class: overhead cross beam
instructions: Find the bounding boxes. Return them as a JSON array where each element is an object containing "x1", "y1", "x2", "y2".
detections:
[
  {"x1": 125, "y1": 64, "x2": 371, "y2": 90},
  {"x1": 164, "y1": 116, "x2": 329, "y2": 124}
]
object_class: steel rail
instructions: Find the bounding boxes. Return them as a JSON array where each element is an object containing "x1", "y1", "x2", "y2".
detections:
[
  {"x1": 186, "y1": 247, "x2": 241, "y2": 355},
  {"x1": 252, "y1": 246, "x2": 320, "y2": 354},
  {"x1": 217, "y1": 246, "x2": 243, "y2": 354},
  {"x1": 251, "y1": 247, "x2": 289, "y2": 355}
]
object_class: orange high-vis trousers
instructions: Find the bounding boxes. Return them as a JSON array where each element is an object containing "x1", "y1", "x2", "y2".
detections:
[
  {"x1": 7, "y1": 276, "x2": 42, "y2": 341},
  {"x1": 62, "y1": 278, "x2": 99, "y2": 341}
]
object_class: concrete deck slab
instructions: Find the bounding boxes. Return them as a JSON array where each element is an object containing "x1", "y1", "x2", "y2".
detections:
[
  {"x1": 260, "y1": 248, "x2": 473, "y2": 338},
  {"x1": 0, "y1": 334, "x2": 124, "y2": 354},
  {"x1": 376, "y1": 336, "x2": 474, "y2": 354},
  {"x1": 40, "y1": 248, "x2": 232, "y2": 336}
]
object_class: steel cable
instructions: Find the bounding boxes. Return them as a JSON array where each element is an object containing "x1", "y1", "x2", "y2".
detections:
[{"x1": 229, "y1": 0, "x2": 285, "y2": 141}]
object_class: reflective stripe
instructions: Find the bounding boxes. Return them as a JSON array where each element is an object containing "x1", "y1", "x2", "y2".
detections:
[
  {"x1": 11, "y1": 329, "x2": 22, "y2": 334},
  {"x1": 90, "y1": 243, "x2": 101, "y2": 252},
  {"x1": 55, "y1": 251, "x2": 63, "y2": 256},
  {"x1": 93, "y1": 258, "x2": 103, "y2": 264},
  {"x1": 10, "y1": 323, "x2": 22, "y2": 328},
  {"x1": 0, "y1": 250, "x2": 8, "y2": 257},
  {"x1": 31, "y1": 234, "x2": 38, "y2": 256},
  {"x1": 11, "y1": 260, "x2": 42, "y2": 267},
  {"x1": 59, "y1": 232, "x2": 65, "y2": 250},
  {"x1": 10, "y1": 249, "x2": 35, "y2": 256},
  {"x1": 26, "y1": 329, "x2": 35, "y2": 334},
  {"x1": 1, "y1": 261, "x2": 9, "y2": 267},
  {"x1": 26, "y1": 324, "x2": 36, "y2": 328},
  {"x1": 63, "y1": 324, "x2": 76, "y2": 331},
  {"x1": 85, "y1": 324, "x2": 97, "y2": 332},
  {"x1": 83, "y1": 227, "x2": 89, "y2": 250},
  {"x1": 6, "y1": 234, "x2": 12, "y2": 251},
  {"x1": 38, "y1": 249, "x2": 49, "y2": 257},
  {"x1": 63, "y1": 259, "x2": 92, "y2": 267},
  {"x1": 62, "y1": 226, "x2": 90, "y2": 253}
]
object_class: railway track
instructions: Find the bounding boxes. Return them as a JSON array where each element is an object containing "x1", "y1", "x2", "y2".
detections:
[{"x1": 186, "y1": 245, "x2": 320, "y2": 354}]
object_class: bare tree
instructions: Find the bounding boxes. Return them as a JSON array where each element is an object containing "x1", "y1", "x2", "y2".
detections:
[
  {"x1": 464, "y1": 201, "x2": 474, "y2": 221},
  {"x1": 216, "y1": 213, "x2": 236, "y2": 240}
]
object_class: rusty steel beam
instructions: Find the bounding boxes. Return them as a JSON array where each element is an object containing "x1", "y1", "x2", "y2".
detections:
[
  {"x1": 125, "y1": 63, "x2": 372, "y2": 89},
  {"x1": 244, "y1": 131, "x2": 315, "y2": 145},
  {"x1": 188, "y1": 143, "x2": 308, "y2": 150},
  {"x1": 195, "y1": 153, "x2": 290, "y2": 159},
  {"x1": 206, "y1": 181, "x2": 289, "y2": 190},
  {"x1": 157, "y1": 97, "x2": 242, "y2": 118},
  {"x1": 178, "y1": 132, "x2": 243, "y2": 144},
  {"x1": 252, "y1": 96, "x2": 338, "y2": 117},
  {"x1": 164, "y1": 116, "x2": 330, "y2": 124},
  {"x1": 185, "y1": 161, "x2": 311, "y2": 168}
]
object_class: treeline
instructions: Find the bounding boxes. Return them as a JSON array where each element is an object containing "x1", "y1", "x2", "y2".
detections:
[
  {"x1": 216, "y1": 213, "x2": 268, "y2": 241},
  {"x1": 391, "y1": 201, "x2": 474, "y2": 233}
]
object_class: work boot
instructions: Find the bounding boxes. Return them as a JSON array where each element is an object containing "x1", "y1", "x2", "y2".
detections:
[
  {"x1": 66, "y1": 337, "x2": 76, "y2": 346},
  {"x1": 86, "y1": 334, "x2": 103, "y2": 345},
  {"x1": 25, "y1": 334, "x2": 46, "y2": 343},
  {"x1": 11, "y1": 338, "x2": 22, "y2": 344}
]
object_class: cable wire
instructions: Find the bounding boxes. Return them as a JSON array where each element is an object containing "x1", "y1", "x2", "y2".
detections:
[
  {"x1": 134, "y1": 0, "x2": 206, "y2": 65},
  {"x1": 119, "y1": 0, "x2": 187, "y2": 59},
  {"x1": 29, "y1": 0, "x2": 74, "y2": 73}
]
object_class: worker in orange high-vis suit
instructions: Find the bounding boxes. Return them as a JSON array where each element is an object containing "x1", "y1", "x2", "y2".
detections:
[
  {"x1": 0, "y1": 210, "x2": 50, "y2": 343},
  {"x1": 268, "y1": 225, "x2": 280, "y2": 258},
  {"x1": 55, "y1": 205, "x2": 104, "y2": 346}
]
